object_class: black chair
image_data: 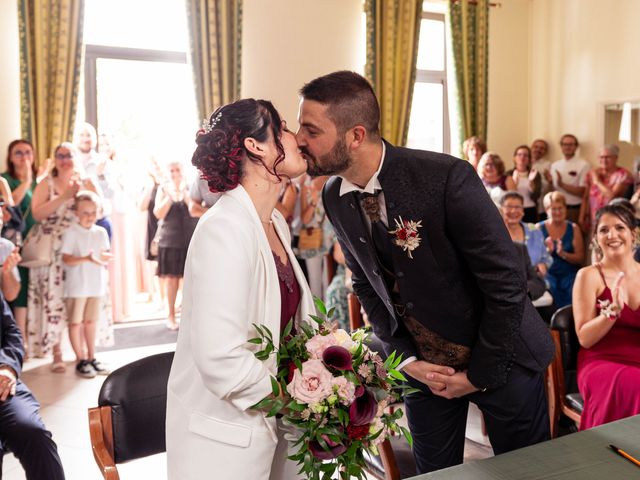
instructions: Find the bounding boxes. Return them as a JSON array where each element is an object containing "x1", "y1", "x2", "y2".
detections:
[
  {"x1": 88, "y1": 351, "x2": 174, "y2": 479},
  {"x1": 347, "y1": 293, "x2": 417, "y2": 480},
  {"x1": 546, "y1": 305, "x2": 583, "y2": 437}
]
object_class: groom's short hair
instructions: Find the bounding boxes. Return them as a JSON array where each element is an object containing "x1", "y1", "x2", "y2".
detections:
[{"x1": 300, "y1": 71, "x2": 380, "y2": 140}]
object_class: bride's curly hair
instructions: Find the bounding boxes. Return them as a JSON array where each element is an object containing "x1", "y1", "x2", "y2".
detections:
[{"x1": 192, "y1": 99, "x2": 285, "y2": 193}]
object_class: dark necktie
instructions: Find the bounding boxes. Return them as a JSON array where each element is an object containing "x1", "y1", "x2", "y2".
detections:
[{"x1": 359, "y1": 191, "x2": 394, "y2": 272}]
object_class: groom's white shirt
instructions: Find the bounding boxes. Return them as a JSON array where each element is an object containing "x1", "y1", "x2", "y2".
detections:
[{"x1": 166, "y1": 184, "x2": 314, "y2": 480}]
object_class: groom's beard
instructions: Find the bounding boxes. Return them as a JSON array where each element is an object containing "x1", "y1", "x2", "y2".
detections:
[{"x1": 304, "y1": 137, "x2": 352, "y2": 177}]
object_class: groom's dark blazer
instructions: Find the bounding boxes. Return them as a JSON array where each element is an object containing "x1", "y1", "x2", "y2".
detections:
[{"x1": 323, "y1": 141, "x2": 555, "y2": 390}]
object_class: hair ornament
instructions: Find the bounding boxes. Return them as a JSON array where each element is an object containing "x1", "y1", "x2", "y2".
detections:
[{"x1": 201, "y1": 111, "x2": 223, "y2": 135}]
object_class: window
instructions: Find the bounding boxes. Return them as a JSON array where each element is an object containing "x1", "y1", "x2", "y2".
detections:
[
  {"x1": 80, "y1": 0, "x2": 198, "y2": 169},
  {"x1": 406, "y1": 10, "x2": 450, "y2": 153}
]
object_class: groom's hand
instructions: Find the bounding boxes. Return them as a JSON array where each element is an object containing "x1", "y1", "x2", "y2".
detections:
[
  {"x1": 403, "y1": 360, "x2": 455, "y2": 392},
  {"x1": 429, "y1": 371, "x2": 479, "y2": 399}
]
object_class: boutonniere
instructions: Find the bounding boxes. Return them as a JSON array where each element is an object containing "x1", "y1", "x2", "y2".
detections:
[{"x1": 390, "y1": 216, "x2": 422, "y2": 259}]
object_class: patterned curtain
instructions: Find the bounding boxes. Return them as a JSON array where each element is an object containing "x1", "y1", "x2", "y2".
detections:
[
  {"x1": 185, "y1": 0, "x2": 242, "y2": 121},
  {"x1": 365, "y1": 0, "x2": 422, "y2": 146},
  {"x1": 448, "y1": 0, "x2": 489, "y2": 151},
  {"x1": 18, "y1": 0, "x2": 85, "y2": 165}
]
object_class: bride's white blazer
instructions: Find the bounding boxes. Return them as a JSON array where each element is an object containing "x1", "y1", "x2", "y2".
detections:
[{"x1": 166, "y1": 185, "x2": 315, "y2": 479}]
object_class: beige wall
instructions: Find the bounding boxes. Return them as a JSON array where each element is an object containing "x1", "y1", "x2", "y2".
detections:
[
  {"x1": 529, "y1": 0, "x2": 640, "y2": 169},
  {"x1": 0, "y1": 0, "x2": 21, "y2": 168},
  {"x1": 241, "y1": 0, "x2": 363, "y2": 126},
  {"x1": 486, "y1": 0, "x2": 530, "y2": 168}
]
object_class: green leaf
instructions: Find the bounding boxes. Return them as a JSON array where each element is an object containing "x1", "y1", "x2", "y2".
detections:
[
  {"x1": 314, "y1": 296, "x2": 327, "y2": 315},
  {"x1": 270, "y1": 377, "x2": 280, "y2": 397},
  {"x1": 401, "y1": 426, "x2": 413, "y2": 448},
  {"x1": 383, "y1": 350, "x2": 397, "y2": 370},
  {"x1": 308, "y1": 314, "x2": 325, "y2": 325},
  {"x1": 282, "y1": 319, "x2": 293, "y2": 338},
  {"x1": 388, "y1": 369, "x2": 407, "y2": 381},
  {"x1": 326, "y1": 306, "x2": 335, "y2": 319},
  {"x1": 247, "y1": 338, "x2": 263, "y2": 344}
]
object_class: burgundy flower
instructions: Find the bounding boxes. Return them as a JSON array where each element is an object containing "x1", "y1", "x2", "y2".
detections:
[
  {"x1": 397, "y1": 229, "x2": 407, "y2": 241},
  {"x1": 287, "y1": 361, "x2": 297, "y2": 383},
  {"x1": 322, "y1": 346, "x2": 353, "y2": 371},
  {"x1": 347, "y1": 423, "x2": 370, "y2": 440},
  {"x1": 309, "y1": 435, "x2": 348, "y2": 460},
  {"x1": 349, "y1": 388, "x2": 378, "y2": 426}
]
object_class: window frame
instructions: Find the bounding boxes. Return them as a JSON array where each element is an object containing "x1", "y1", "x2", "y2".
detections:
[
  {"x1": 83, "y1": 44, "x2": 188, "y2": 128},
  {"x1": 411, "y1": 11, "x2": 450, "y2": 153}
]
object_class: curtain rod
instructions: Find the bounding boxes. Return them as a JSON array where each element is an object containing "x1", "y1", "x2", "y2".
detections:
[{"x1": 447, "y1": 0, "x2": 502, "y2": 7}]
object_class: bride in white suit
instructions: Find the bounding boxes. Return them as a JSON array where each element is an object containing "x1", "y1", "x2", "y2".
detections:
[{"x1": 166, "y1": 99, "x2": 314, "y2": 479}]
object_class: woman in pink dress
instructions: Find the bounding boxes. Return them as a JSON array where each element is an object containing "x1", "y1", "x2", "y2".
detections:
[{"x1": 573, "y1": 202, "x2": 640, "y2": 430}]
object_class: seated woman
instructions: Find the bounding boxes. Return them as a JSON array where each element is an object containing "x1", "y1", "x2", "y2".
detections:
[
  {"x1": 500, "y1": 191, "x2": 552, "y2": 277},
  {"x1": 478, "y1": 152, "x2": 515, "y2": 206},
  {"x1": 506, "y1": 145, "x2": 541, "y2": 223},
  {"x1": 500, "y1": 192, "x2": 553, "y2": 319},
  {"x1": 573, "y1": 202, "x2": 640, "y2": 430},
  {"x1": 538, "y1": 191, "x2": 584, "y2": 307}
]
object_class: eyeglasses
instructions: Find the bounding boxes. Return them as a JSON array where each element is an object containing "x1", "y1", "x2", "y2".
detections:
[
  {"x1": 55, "y1": 153, "x2": 73, "y2": 160},
  {"x1": 13, "y1": 150, "x2": 32, "y2": 157},
  {"x1": 560, "y1": 143, "x2": 577, "y2": 147},
  {"x1": 503, "y1": 205, "x2": 524, "y2": 210}
]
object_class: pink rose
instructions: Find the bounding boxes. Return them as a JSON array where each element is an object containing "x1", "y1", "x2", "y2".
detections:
[
  {"x1": 306, "y1": 333, "x2": 338, "y2": 359},
  {"x1": 287, "y1": 359, "x2": 333, "y2": 405},
  {"x1": 332, "y1": 376, "x2": 356, "y2": 405}
]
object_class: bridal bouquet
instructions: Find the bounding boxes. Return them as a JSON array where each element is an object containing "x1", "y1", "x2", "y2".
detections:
[{"x1": 250, "y1": 299, "x2": 414, "y2": 480}]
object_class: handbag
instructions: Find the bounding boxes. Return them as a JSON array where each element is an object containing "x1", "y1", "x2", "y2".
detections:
[
  {"x1": 1, "y1": 205, "x2": 27, "y2": 247},
  {"x1": 149, "y1": 221, "x2": 162, "y2": 258},
  {"x1": 19, "y1": 223, "x2": 53, "y2": 268},
  {"x1": 297, "y1": 227, "x2": 323, "y2": 251}
]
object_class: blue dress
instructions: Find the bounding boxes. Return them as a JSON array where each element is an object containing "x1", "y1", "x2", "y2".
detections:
[{"x1": 538, "y1": 221, "x2": 579, "y2": 307}]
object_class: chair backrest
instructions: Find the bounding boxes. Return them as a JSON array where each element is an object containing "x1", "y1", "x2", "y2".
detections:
[
  {"x1": 549, "y1": 305, "x2": 580, "y2": 392},
  {"x1": 97, "y1": 351, "x2": 174, "y2": 464}
]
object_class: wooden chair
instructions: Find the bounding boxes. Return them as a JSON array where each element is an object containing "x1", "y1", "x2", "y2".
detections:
[
  {"x1": 347, "y1": 293, "x2": 417, "y2": 480},
  {"x1": 88, "y1": 351, "x2": 174, "y2": 479},
  {"x1": 546, "y1": 305, "x2": 583, "y2": 437}
]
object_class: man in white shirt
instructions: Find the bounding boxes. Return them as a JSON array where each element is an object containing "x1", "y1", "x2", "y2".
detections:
[
  {"x1": 549, "y1": 134, "x2": 590, "y2": 223},
  {"x1": 530, "y1": 139, "x2": 553, "y2": 219}
]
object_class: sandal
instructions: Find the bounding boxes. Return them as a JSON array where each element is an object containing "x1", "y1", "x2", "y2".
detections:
[{"x1": 50, "y1": 360, "x2": 66, "y2": 373}]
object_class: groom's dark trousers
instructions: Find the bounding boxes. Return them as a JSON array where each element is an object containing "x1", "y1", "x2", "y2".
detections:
[
  {"x1": 323, "y1": 141, "x2": 555, "y2": 474},
  {"x1": 405, "y1": 365, "x2": 549, "y2": 472}
]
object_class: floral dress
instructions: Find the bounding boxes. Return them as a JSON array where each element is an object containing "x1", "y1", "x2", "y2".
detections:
[{"x1": 27, "y1": 178, "x2": 114, "y2": 357}]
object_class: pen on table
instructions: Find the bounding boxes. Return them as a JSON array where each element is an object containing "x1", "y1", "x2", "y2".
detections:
[{"x1": 609, "y1": 444, "x2": 640, "y2": 468}]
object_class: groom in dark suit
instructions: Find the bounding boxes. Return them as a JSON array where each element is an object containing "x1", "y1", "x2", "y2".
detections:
[{"x1": 296, "y1": 71, "x2": 555, "y2": 473}]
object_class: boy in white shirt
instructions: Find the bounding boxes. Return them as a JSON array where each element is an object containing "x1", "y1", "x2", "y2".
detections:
[{"x1": 61, "y1": 191, "x2": 111, "y2": 378}]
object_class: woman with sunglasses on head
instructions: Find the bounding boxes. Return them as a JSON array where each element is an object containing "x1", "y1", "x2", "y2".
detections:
[{"x1": 27, "y1": 142, "x2": 99, "y2": 372}]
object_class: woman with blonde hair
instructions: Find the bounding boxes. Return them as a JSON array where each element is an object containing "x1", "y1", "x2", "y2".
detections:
[
  {"x1": 28, "y1": 142, "x2": 100, "y2": 371},
  {"x1": 462, "y1": 136, "x2": 486, "y2": 171},
  {"x1": 537, "y1": 191, "x2": 584, "y2": 307}
]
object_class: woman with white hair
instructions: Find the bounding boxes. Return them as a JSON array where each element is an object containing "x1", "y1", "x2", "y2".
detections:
[{"x1": 579, "y1": 144, "x2": 633, "y2": 231}]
